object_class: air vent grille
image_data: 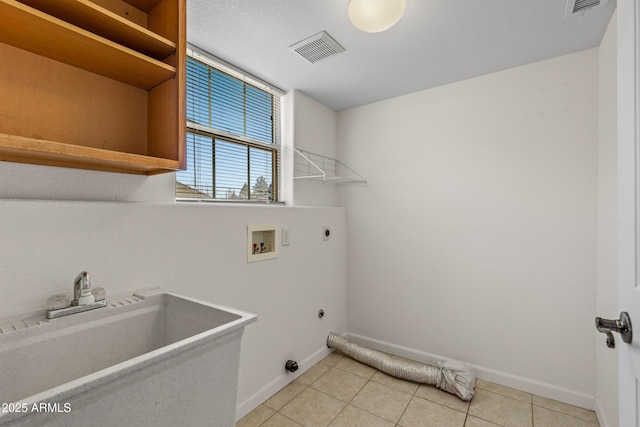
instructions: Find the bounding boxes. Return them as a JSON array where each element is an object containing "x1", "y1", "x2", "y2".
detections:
[
  {"x1": 564, "y1": 0, "x2": 608, "y2": 19},
  {"x1": 573, "y1": 0, "x2": 600, "y2": 12},
  {"x1": 290, "y1": 31, "x2": 345, "y2": 64}
]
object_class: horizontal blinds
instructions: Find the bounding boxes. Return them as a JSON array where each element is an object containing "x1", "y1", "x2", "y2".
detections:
[
  {"x1": 176, "y1": 135, "x2": 276, "y2": 200},
  {"x1": 187, "y1": 44, "x2": 285, "y2": 97},
  {"x1": 186, "y1": 58, "x2": 276, "y2": 144},
  {"x1": 178, "y1": 56, "x2": 280, "y2": 201}
]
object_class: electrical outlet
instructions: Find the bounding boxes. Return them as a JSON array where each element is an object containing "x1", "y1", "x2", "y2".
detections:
[
  {"x1": 282, "y1": 228, "x2": 290, "y2": 246},
  {"x1": 323, "y1": 226, "x2": 331, "y2": 241}
]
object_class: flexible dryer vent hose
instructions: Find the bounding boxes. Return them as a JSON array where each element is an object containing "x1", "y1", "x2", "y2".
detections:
[{"x1": 327, "y1": 332, "x2": 475, "y2": 401}]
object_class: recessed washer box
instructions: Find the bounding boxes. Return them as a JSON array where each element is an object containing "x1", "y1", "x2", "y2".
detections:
[{"x1": 248, "y1": 224, "x2": 279, "y2": 262}]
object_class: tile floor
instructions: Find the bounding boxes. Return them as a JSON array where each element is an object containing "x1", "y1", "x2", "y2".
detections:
[{"x1": 237, "y1": 351, "x2": 600, "y2": 427}]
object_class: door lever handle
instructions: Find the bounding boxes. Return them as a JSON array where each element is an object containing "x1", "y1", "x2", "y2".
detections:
[{"x1": 595, "y1": 312, "x2": 633, "y2": 349}]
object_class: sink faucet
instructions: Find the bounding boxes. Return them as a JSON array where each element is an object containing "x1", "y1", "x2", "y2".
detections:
[
  {"x1": 46, "y1": 271, "x2": 107, "y2": 319},
  {"x1": 74, "y1": 271, "x2": 94, "y2": 306}
]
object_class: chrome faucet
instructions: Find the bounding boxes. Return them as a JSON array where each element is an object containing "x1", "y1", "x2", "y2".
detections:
[
  {"x1": 46, "y1": 271, "x2": 107, "y2": 319},
  {"x1": 73, "y1": 271, "x2": 94, "y2": 306}
]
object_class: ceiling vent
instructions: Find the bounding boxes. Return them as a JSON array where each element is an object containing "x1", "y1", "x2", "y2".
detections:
[
  {"x1": 290, "y1": 31, "x2": 345, "y2": 64},
  {"x1": 564, "y1": 0, "x2": 609, "y2": 19}
]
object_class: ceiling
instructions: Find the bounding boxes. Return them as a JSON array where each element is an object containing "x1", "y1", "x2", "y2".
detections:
[{"x1": 186, "y1": 0, "x2": 616, "y2": 112}]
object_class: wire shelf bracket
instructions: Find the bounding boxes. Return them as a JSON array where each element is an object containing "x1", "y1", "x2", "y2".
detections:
[{"x1": 293, "y1": 148, "x2": 367, "y2": 186}]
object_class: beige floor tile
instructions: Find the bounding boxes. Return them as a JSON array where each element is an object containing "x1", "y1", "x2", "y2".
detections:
[
  {"x1": 236, "y1": 405, "x2": 275, "y2": 427},
  {"x1": 334, "y1": 357, "x2": 378, "y2": 379},
  {"x1": 294, "y1": 362, "x2": 332, "y2": 386},
  {"x1": 415, "y1": 384, "x2": 470, "y2": 413},
  {"x1": 475, "y1": 379, "x2": 531, "y2": 402},
  {"x1": 328, "y1": 405, "x2": 396, "y2": 427},
  {"x1": 311, "y1": 367, "x2": 368, "y2": 402},
  {"x1": 398, "y1": 396, "x2": 466, "y2": 427},
  {"x1": 532, "y1": 395, "x2": 599, "y2": 424},
  {"x1": 464, "y1": 415, "x2": 502, "y2": 426},
  {"x1": 322, "y1": 351, "x2": 346, "y2": 367},
  {"x1": 468, "y1": 390, "x2": 532, "y2": 427},
  {"x1": 533, "y1": 405, "x2": 600, "y2": 427},
  {"x1": 280, "y1": 388, "x2": 346, "y2": 427},
  {"x1": 371, "y1": 370, "x2": 420, "y2": 394},
  {"x1": 351, "y1": 381, "x2": 413, "y2": 423},
  {"x1": 264, "y1": 382, "x2": 307, "y2": 411},
  {"x1": 261, "y1": 413, "x2": 302, "y2": 427},
  {"x1": 246, "y1": 357, "x2": 591, "y2": 427}
]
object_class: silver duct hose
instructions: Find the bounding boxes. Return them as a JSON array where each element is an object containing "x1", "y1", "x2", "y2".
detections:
[{"x1": 327, "y1": 332, "x2": 475, "y2": 401}]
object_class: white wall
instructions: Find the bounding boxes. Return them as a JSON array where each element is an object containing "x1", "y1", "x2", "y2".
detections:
[
  {"x1": 0, "y1": 88, "x2": 347, "y2": 420},
  {"x1": 290, "y1": 90, "x2": 340, "y2": 207},
  {"x1": 338, "y1": 49, "x2": 599, "y2": 408},
  {"x1": 0, "y1": 161, "x2": 176, "y2": 202},
  {"x1": 0, "y1": 198, "x2": 346, "y2": 418},
  {"x1": 595, "y1": 10, "x2": 618, "y2": 427}
]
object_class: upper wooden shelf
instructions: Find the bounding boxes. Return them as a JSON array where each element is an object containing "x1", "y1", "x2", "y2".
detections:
[
  {"x1": 125, "y1": 0, "x2": 162, "y2": 13},
  {"x1": 0, "y1": 0, "x2": 175, "y2": 89},
  {"x1": 17, "y1": 0, "x2": 176, "y2": 60}
]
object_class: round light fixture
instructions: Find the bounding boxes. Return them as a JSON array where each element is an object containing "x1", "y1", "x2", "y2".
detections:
[{"x1": 348, "y1": 0, "x2": 407, "y2": 33}]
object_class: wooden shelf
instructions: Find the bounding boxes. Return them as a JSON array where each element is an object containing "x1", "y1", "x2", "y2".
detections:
[
  {"x1": 0, "y1": 134, "x2": 180, "y2": 174},
  {"x1": 125, "y1": 0, "x2": 162, "y2": 13},
  {"x1": 0, "y1": 0, "x2": 175, "y2": 90},
  {"x1": 17, "y1": 0, "x2": 176, "y2": 60},
  {"x1": 0, "y1": 0, "x2": 185, "y2": 175}
]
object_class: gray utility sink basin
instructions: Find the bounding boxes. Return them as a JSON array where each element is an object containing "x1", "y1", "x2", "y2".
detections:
[{"x1": 0, "y1": 289, "x2": 257, "y2": 426}]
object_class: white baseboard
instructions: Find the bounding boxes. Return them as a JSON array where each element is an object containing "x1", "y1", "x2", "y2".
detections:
[
  {"x1": 472, "y1": 364, "x2": 595, "y2": 410},
  {"x1": 594, "y1": 398, "x2": 612, "y2": 427},
  {"x1": 344, "y1": 332, "x2": 596, "y2": 411},
  {"x1": 235, "y1": 345, "x2": 334, "y2": 421}
]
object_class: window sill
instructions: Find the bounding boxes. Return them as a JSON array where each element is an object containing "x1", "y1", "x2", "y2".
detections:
[{"x1": 175, "y1": 198, "x2": 285, "y2": 206}]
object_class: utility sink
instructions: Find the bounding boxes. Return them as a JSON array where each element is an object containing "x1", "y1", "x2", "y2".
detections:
[{"x1": 0, "y1": 289, "x2": 257, "y2": 427}]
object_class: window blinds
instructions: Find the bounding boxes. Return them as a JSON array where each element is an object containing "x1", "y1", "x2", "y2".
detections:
[{"x1": 176, "y1": 56, "x2": 280, "y2": 201}]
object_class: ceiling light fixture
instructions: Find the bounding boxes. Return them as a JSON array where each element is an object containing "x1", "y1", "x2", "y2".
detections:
[{"x1": 348, "y1": 0, "x2": 407, "y2": 33}]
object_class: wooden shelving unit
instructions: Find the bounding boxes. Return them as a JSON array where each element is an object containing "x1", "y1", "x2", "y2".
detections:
[{"x1": 0, "y1": 0, "x2": 185, "y2": 175}]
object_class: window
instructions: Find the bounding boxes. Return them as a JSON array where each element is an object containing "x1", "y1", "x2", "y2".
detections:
[{"x1": 176, "y1": 52, "x2": 281, "y2": 201}]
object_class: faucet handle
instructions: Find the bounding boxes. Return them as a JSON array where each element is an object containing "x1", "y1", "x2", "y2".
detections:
[
  {"x1": 47, "y1": 294, "x2": 70, "y2": 311},
  {"x1": 92, "y1": 287, "x2": 106, "y2": 302}
]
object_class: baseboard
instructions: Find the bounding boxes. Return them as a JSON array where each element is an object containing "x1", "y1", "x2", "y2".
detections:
[
  {"x1": 472, "y1": 364, "x2": 595, "y2": 410},
  {"x1": 594, "y1": 398, "x2": 613, "y2": 427},
  {"x1": 344, "y1": 332, "x2": 596, "y2": 411},
  {"x1": 235, "y1": 345, "x2": 334, "y2": 421}
]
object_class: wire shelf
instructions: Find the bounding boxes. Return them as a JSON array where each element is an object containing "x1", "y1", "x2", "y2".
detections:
[{"x1": 293, "y1": 148, "x2": 367, "y2": 186}]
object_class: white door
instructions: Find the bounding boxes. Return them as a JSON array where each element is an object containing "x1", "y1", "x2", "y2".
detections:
[{"x1": 618, "y1": 1, "x2": 640, "y2": 425}]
